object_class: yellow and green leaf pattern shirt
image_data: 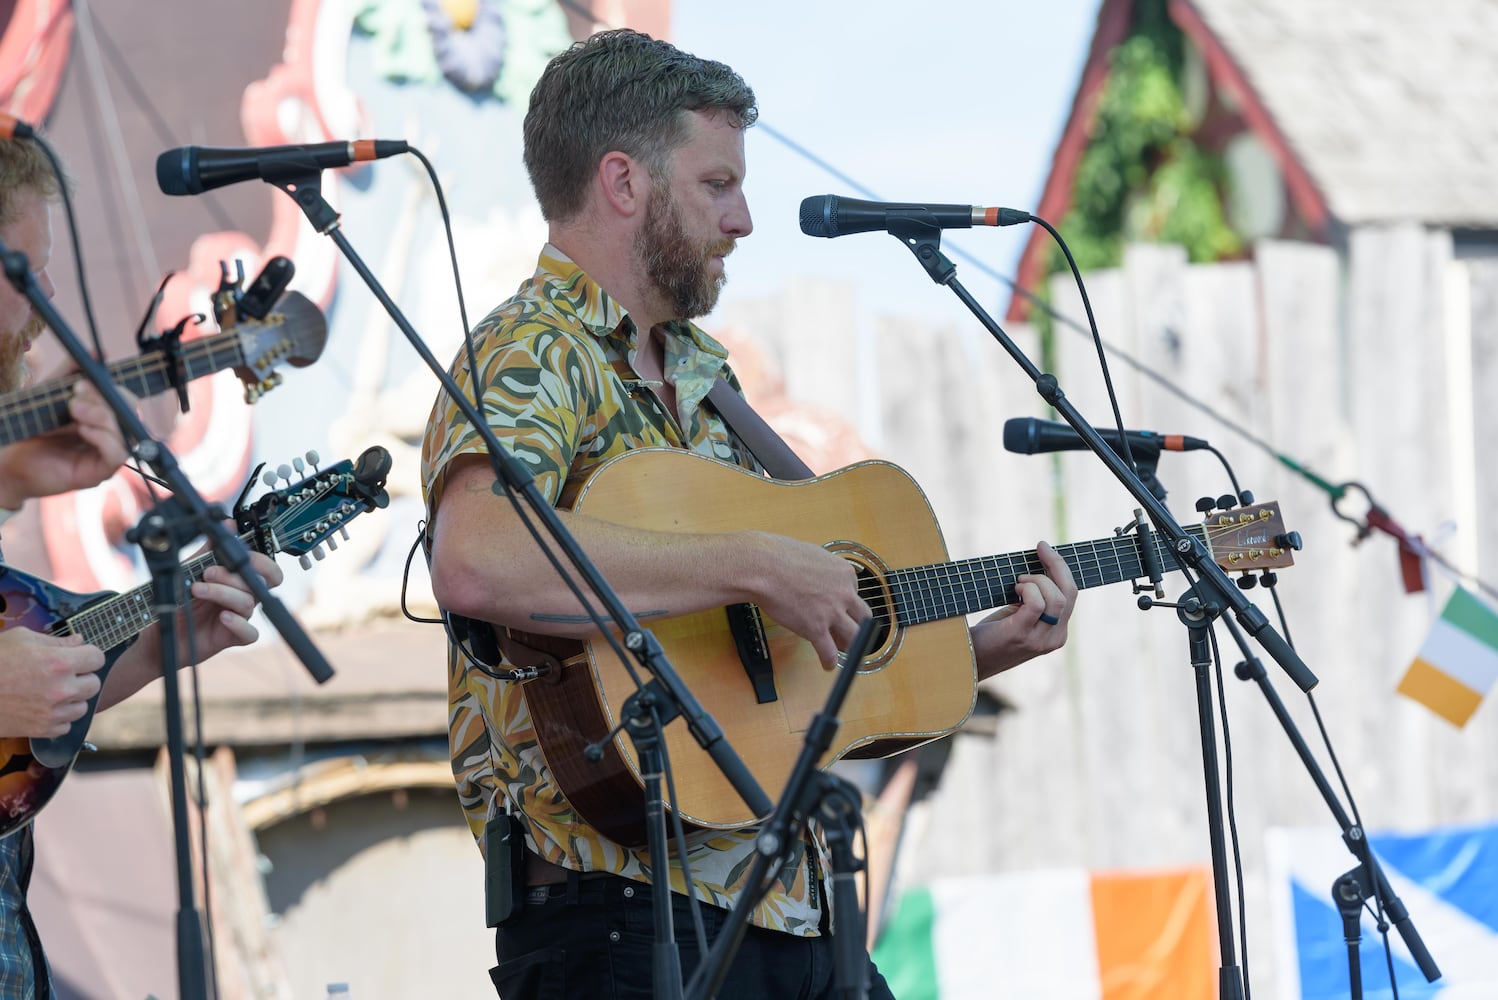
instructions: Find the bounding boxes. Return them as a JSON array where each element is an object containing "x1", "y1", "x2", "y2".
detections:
[{"x1": 420, "y1": 245, "x2": 823, "y2": 936}]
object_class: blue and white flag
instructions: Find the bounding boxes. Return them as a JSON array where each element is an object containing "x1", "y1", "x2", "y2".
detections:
[{"x1": 1266, "y1": 821, "x2": 1498, "y2": 998}]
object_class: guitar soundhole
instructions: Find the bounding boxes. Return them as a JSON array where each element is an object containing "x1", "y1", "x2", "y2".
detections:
[{"x1": 853, "y1": 565, "x2": 894, "y2": 666}]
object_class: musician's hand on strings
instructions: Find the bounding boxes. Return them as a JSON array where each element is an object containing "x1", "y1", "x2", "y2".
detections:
[
  {"x1": 971, "y1": 541, "x2": 1077, "y2": 680},
  {"x1": 0, "y1": 382, "x2": 135, "y2": 509},
  {"x1": 101, "y1": 551, "x2": 284, "y2": 713},
  {"x1": 747, "y1": 532, "x2": 869, "y2": 670},
  {"x1": 0, "y1": 629, "x2": 105, "y2": 739}
]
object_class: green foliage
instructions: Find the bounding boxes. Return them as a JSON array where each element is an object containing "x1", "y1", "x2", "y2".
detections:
[{"x1": 1052, "y1": 6, "x2": 1241, "y2": 278}]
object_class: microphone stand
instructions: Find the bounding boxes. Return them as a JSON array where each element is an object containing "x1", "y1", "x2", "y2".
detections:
[
  {"x1": 1215, "y1": 614, "x2": 1440, "y2": 992},
  {"x1": 263, "y1": 173, "x2": 774, "y2": 998},
  {"x1": 883, "y1": 220, "x2": 1320, "y2": 1000},
  {"x1": 687, "y1": 617, "x2": 881, "y2": 1000},
  {"x1": 0, "y1": 240, "x2": 335, "y2": 1000}
]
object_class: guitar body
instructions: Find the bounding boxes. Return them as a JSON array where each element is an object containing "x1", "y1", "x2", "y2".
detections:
[
  {"x1": 0, "y1": 567, "x2": 125, "y2": 839},
  {"x1": 525, "y1": 448, "x2": 978, "y2": 842}
]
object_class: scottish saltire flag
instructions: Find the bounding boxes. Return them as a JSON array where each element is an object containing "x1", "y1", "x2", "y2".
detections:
[
  {"x1": 1266, "y1": 822, "x2": 1498, "y2": 998},
  {"x1": 1397, "y1": 586, "x2": 1498, "y2": 727},
  {"x1": 870, "y1": 867, "x2": 1214, "y2": 998}
]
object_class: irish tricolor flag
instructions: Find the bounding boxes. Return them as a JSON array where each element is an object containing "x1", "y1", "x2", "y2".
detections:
[
  {"x1": 1397, "y1": 586, "x2": 1498, "y2": 727},
  {"x1": 871, "y1": 867, "x2": 1215, "y2": 998}
]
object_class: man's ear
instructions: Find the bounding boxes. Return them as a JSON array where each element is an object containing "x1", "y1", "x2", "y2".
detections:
[{"x1": 598, "y1": 151, "x2": 647, "y2": 218}]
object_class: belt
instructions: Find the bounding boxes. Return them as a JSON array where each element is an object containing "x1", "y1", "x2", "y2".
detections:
[{"x1": 524, "y1": 851, "x2": 612, "y2": 887}]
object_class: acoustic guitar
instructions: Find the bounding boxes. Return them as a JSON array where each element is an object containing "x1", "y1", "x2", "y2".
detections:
[
  {"x1": 516, "y1": 448, "x2": 1295, "y2": 846},
  {"x1": 0, "y1": 446, "x2": 391, "y2": 838}
]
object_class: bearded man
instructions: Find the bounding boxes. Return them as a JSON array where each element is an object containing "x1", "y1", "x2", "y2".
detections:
[{"x1": 420, "y1": 28, "x2": 1077, "y2": 999}]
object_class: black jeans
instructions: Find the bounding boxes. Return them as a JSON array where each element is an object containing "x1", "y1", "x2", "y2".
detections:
[{"x1": 490, "y1": 873, "x2": 897, "y2": 999}]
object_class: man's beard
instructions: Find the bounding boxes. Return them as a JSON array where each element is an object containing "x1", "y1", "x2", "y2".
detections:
[
  {"x1": 0, "y1": 314, "x2": 41, "y2": 392},
  {"x1": 635, "y1": 185, "x2": 734, "y2": 322}
]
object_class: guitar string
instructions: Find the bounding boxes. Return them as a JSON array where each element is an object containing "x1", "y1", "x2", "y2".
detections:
[
  {"x1": 47, "y1": 470, "x2": 350, "y2": 649},
  {"x1": 850, "y1": 515, "x2": 1280, "y2": 621}
]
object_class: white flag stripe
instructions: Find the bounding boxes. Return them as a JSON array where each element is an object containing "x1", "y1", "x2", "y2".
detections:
[
  {"x1": 929, "y1": 870, "x2": 1102, "y2": 999},
  {"x1": 1420, "y1": 617, "x2": 1498, "y2": 692}
]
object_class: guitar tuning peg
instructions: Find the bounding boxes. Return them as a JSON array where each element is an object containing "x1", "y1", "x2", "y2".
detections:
[
  {"x1": 339, "y1": 527, "x2": 350, "y2": 542},
  {"x1": 305, "y1": 449, "x2": 321, "y2": 468},
  {"x1": 277, "y1": 464, "x2": 294, "y2": 482},
  {"x1": 326, "y1": 535, "x2": 338, "y2": 551},
  {"x1": 262, "y1": 470, "x2": 279, "y2": 488},
  {"x1": 1237, "y1": 573, "x2": 1258, "y2": 590},
  {"x1": 1195, "y1": 496, "x2": 1216, "y2": 514},
  {"x1": 292, "y1": 456, "x2": 306, "y2": 475},
  {"x1": 311, "y1": 545, "x2": 326, "y2": 561},
  {"x1": 1238, "y1": 489, "x2": 1255, "y2": 506},
  {"x1": 299, "y1": 553, "x2": 312, "y2": 571},
  {"x1": 1274, "y1": 531, "x2": 1303, "y2": 551},
  {"x1": 1216, "y1": 493, "x2": 1238, "y2": 511}
]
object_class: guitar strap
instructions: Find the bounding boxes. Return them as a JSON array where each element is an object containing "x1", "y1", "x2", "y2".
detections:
[{"x1": 706, "y1": 377, "x2": 814, "y2": 481}]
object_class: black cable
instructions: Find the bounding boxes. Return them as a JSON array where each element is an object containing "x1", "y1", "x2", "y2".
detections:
[
  {"x1": 26, "y1": 134, "x2": 106, "y2": 359},
  {"x1": 1206, "y1": 620, "x2": 1253, "y2": 999}
]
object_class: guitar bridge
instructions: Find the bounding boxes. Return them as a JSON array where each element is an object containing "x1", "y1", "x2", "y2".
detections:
[{"x1": 725, "y1": 602, "x2": 778, "y2": 704}]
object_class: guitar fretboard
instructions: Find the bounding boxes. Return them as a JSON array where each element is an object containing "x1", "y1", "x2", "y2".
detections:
[
  {"x1": 888, "y1": 527, "x2": 1200, "y2": 627},
  {"x1": 63, "y1": 548, "x2": 234, "y2": 652},
  {"x1": 0, "y1": 336, "x2": 244, "y2": 446}
]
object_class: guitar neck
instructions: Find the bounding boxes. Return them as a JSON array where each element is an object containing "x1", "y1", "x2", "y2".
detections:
[
  {"x1": 63, "y1": 544, "x2": 239, "y2": 653},
  {"x1": 0, "y1": 335, "x2": 243, "y2": 447},
  {"x1": 889, "y1": 527, "x2": 1198, "y2": 626}
]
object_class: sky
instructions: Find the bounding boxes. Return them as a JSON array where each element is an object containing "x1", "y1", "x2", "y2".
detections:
[{"x1": 671, "y1": 0, "x2": 1107, "y2": 336}]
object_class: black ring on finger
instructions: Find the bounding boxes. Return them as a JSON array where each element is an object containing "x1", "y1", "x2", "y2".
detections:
[{"x1": 1038, "y1": 612, "x2": 1060, "y2": 626}]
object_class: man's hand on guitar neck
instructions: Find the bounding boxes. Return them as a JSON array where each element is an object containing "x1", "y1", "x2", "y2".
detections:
[
  {"x1": 970, "y1": 540, "x2": 1078, "y2": 680},
  {"x1": 98, "y1": 550, "x2": 284, "y2": 713},
  {"x1": 0, "y1": 381, "x2": 135, "y2": 511}
]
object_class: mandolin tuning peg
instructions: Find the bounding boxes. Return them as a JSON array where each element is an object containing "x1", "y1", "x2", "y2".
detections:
[
  {"x1": 262, "y1": 470, "x2": 279, "y2": 488},
  {"x1": 305, "y1": 449, "x2": 320, "y2": 468},
  {"x1": 326, "y1": 535, "x2": 338, "y2": 551},
  {"x1": 339, "y1": 527, "x2": 350, "y2": 542},
  {"x1": 292, "y1": 456, "x2": 306, "y2": 475},
  {"x1": 298, "y1": 553, "x2": 312, "y2": 571},
  {"x1": 277, "y1": 464, "x2": 293, "y2": 482}
]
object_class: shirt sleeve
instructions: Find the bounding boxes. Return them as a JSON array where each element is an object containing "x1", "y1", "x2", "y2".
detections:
[{"x1": 422, "y1": 314, "x2": 605, "y2": 515}]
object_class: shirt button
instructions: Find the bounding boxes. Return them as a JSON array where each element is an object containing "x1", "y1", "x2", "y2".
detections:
[
  {"x1": 609, "y1": 931, "x2": 621, "y2": 942},
  {"x1": 623, "y1": 886, "x2": 635, "y2": 899}
]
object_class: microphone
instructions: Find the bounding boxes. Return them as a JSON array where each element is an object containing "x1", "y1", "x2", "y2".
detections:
[
  {"x1": 799, "y1": 194, "x2": 1031, "y2": 238},
  {"x1": 1002, "y1": 417, "x2": 1208, "y2": 457},
  {"x1": 155, "y1": 139, "x2": 410, "y2": 196}
]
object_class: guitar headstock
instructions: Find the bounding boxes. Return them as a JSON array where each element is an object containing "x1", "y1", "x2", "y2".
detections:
[
  {"x1": 229, "y1": 291, "x2": 329, "y2": 403},
  {"x1": 235, "y1": 446, "x2": 393, "y2": 565},
  {"x1": 1202, "y1": 502, "x2": 1298, "y2": 572}
]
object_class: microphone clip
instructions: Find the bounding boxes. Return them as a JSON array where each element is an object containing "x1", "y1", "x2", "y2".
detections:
[{"x1": 887, "y1": 218, "x2": 956, "y2": 285}]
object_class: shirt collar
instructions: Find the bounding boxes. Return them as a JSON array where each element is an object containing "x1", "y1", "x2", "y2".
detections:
[{"x1": 535, "y1": 243, "x2": 731, "y2": 365}]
